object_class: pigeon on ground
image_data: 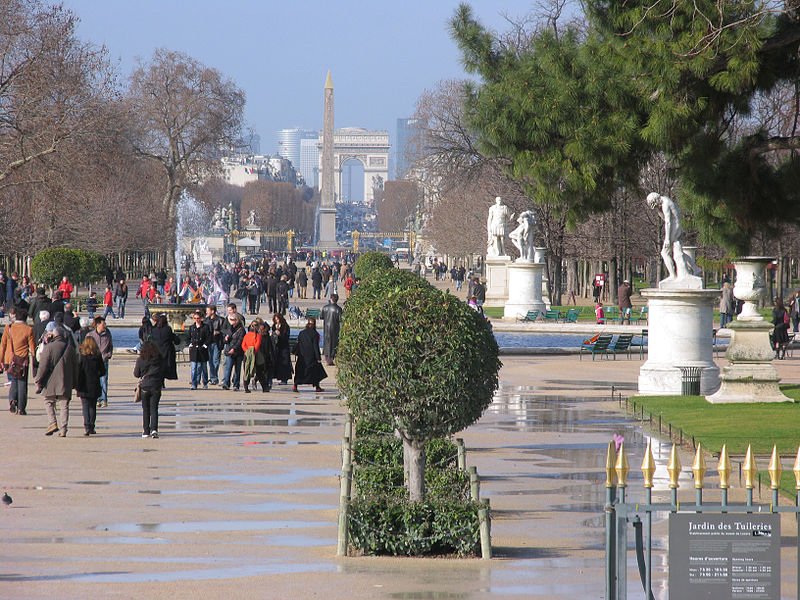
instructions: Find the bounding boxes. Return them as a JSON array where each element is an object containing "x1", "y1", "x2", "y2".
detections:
[{"x1": 2, "y1": 492, "x2": 12, "y2": 506}]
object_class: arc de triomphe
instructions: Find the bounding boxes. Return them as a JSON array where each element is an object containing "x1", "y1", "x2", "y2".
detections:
[{"x1": 318, "y1": 127, "x2": 390, "y2": 205}]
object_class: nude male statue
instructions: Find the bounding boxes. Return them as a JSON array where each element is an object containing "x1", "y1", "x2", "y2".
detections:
[{"x1": 646, "y1": 192, "x2": 700, "y2": 283}]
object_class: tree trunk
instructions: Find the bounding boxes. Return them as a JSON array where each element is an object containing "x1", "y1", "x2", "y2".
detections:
[{"x1": 402, "y1": 437, "x2": 426, "y2": 502}]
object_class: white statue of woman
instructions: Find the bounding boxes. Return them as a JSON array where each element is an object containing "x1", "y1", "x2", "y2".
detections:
[
  {"x1": 486, "y1": 197, "x2": 514, "y2": 257},
  {"x1": 646, "y1": 192, "x2": 702, "y2": 288},
  {"x1": 509, "y1": 210, "x2": 536, "y2": 262}
]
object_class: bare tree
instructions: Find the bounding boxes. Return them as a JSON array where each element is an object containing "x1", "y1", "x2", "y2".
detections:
[
  {"x1": 126, "y1": 49, "x2": 245, "y2": 269},
  {"x1": 0, "y1": 0, "x2": 115, "y2": 188}
]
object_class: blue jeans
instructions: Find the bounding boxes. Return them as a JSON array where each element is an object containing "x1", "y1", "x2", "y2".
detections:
[
  {"x1": 222, "y1": 353, "x2": 242, "y2": 389},
  {"x1": 208, "y1": 344, "x2": 221, "y2": 384},
  {"x1": 9, "y1": 371, "x2": 28, "y2": 412},
  {"x1": 116, "y1": 297, "x2": 126, "y2": 318},
  {"x1": 720, "y1": 312, "x2": 732, "y2": 328},
  {"x1": 102, "y1": 305, "x2": 116, "y2": 319},
  {"x1": 99, "y1": 359, "x2": 109, "y2": 403},
  {"x1": 190, "y1": 361, "x2": 208, "y2": 388}
]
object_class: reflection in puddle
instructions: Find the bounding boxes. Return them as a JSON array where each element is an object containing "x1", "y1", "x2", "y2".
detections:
[
  {"x1": 167, "y1": 468, "x2": 337, "y2": 485},
  {"x1": 0, "y1": 562, "x2": 336, "y2": 583},
  {"x1": 5, "y1": 536, "x2": 168, "y2": 545},
  {"x1": 262, "y1": 534, "x2": 334, "y2": 547},
  {"x1": 98, "y1": 520, "x2": 329, "y2": 533}
]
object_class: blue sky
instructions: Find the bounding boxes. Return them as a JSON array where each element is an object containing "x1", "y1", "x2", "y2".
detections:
[{"x1": 61, "y1": 1, "x2": 538, "y2": 153}]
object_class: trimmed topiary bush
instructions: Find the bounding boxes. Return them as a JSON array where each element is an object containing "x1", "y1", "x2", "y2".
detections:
[
  {"x1": 338, "y1": 272, "x2": 500, "y2": 501},
  {"x1": 31, "y1": 248, "x2": 83, "y2": 287},
  {"x1": 353, "y1": 251, "x2": 394, "y2": 280},
  {"x1": 348, "y1": 498, "x2": 482, "y2": 556}
]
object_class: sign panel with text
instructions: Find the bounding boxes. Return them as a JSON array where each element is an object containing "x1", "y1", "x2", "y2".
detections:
[{"x1": 669, "y1": 513, "x2": 780, "y2": 599}]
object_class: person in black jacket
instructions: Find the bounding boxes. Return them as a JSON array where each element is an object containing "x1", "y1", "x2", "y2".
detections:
[
  {"x1": 292, "y1": 317, "x2": 325, "y2": 393},
  {"x1": 76, "y1": 336, "x2": 105, "y2": 436},
  {"x1": 221, "y1": 314, "x2": 245, "y2": 391},
  {"x1": 134, "y1": 341, "x2": 165, "y2": 438},
  {"x1": 187, "y1": 310, "x2": 211, "y2": 389},
  {"x1": 271, "y1": 313, "x2": 293, "y2": 384},
  {"x1": 149, "y1": 314, "x2": 178, "y2": 383}
]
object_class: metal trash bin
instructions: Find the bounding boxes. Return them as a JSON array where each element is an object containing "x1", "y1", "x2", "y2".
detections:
[{"x1": 679, "y1": 366, "x2": 702, "y2": 396}]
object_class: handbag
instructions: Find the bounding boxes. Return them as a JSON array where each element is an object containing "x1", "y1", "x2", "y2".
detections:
[
  {"x1": 134, "y1": 379, "x2": 143, "y2": 403},
  {"x1": 6, "y1": 325, "x2": 29, "y2": 379}
]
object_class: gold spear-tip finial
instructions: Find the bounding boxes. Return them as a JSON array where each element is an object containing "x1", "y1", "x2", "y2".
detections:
[
  {"x1": 743, "y1": 444, "x2": 758, "y2": 490},
  {"x1": 641, "y1": 440, "x2": 655, "y2": 489},
  {"x1": 615, "y1": 442, "x2": 629, "y2": 488},
  {"x1": 667, "y1": 443, "x2": 681, "y2": 489},
  {"x1": 692, "y1": 443, "x2": 706, "y2": 489},
  {"x1": 718, "y1": 444, "x2": 732, "y2": 489},
  {"x1": 793, "y1": 447, "x2": 800, "y2": 490},
  {"x1": 605, "y1": 441, "x2": 617, "y2": 488},
  {"x1": 768, "y1": 445, "x2": 782, "y2": 490},
  {"x1": 325, "y1": 70, "x2": 333, "y2": 90}
]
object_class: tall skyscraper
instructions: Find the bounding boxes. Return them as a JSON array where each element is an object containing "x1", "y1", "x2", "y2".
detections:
[
  {"x1": 299, "y1": 137, "x2": 320, "y2": 189},
  {"x1": 276, "y1": 128, "x2": 317, "y2": 170},
  {"x1": 395, "y1": 117, "x2": 422, "y2": 179}
]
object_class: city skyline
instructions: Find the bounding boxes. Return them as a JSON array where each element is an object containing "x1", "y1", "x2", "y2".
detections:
[{"x1": 60, "y1": 0, "x2": 538, "y2": 153}]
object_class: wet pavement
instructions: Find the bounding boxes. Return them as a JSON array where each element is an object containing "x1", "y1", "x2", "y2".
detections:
[{"x1": 1, "y1": 354, "x2": 799, "y2": 598}]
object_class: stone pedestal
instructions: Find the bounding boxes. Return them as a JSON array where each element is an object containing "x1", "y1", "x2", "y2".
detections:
[
  {"x1": 638, "y1": 288, "x2": 720, "y2": 395},
  {"x1": 317, "y1": 207, "x2": 338, "y2": 249},
  {"x1": 534, "y1": 247, "x2": 551, "y2": 306},
  {"x1": 706, "y1": 321, "x2": 790, "y2": 403},
  {"x1": 503, "y1": 261, "x2": 547, "y2": 319},
  {"x1": 484, "y1": 256, "x2": 510, "y2": 307}
]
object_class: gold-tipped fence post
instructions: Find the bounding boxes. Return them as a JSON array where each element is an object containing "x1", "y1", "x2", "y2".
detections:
[
  {"x1": 641, "y1": 440, "x2": 655, "y2": 600},
  {"x1": 605, "y1": 441, "x2": 617, "y2": 600},
  {"x1": 667, "y1": 444, "x2": 681, "y2": 508},
  {"x1": 692, "y1": 444, "x2": 706, "y2": 510},
  {"x1": 615, "y1": 443, "x2": 629, "y2": 599},
  {"x1": 743, "y1": 445, "x2": 758, "y2": 508},
  {"x1": 718, "y1": 445, "x2": 731, "y2": 512},
  {"x1": 768, "y1": 445, "x2": 782, "y2": 510}
]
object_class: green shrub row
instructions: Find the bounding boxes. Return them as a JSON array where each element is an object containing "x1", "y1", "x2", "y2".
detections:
[
  {"x1": 353, "y1": 435, "x2": 458, "y2": 470},
  {"x1": 353, "y1": 251, "x2": 394, "y2": 280},
  {"x1": 354, "y1": 464, "x2": 469, "y2": 502},
  {"x1": 348, "y1": 498, "x2": 482, "y2": 557},
  {"x1": 30, "y1": 248, "x2": 108, "y2": 287}
]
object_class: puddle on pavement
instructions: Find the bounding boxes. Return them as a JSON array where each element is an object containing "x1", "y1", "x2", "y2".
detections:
[
  {"x1": 0, "y1": 562, "x2": 336, "y2": 583},
  {"x1": 164, "y1": 468, "x2": 337, "y2": 486},
  {"x1": 156, "y1": 501, "x2": 334, "y2": 513},
  {"x1": 263, "y1": 534, "x2": 334, "y2": 547},
  {"x1": 73, "y1": 481, "x2": 112, "y2": 485},
  {"x1": 97, "y1": 519, "x2": 329, "y2": 533},
  {"x1": 171, "y1": 417, "x2": 337, "y2": 429},
  {"x1": 5, "y1": 536, "x2": 169, "y2": 545}
]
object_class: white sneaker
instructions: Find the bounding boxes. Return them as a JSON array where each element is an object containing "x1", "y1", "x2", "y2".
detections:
[
  {"x1": 142, "y1": 433, "x2": 149, "y2": 438},
  {"x1": 150, "y1": 431, "x2": 159, "y2": 439}
]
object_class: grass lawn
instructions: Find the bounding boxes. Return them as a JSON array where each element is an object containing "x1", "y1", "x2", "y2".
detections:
[{"x1": 632, "y1": 386, "x2": 800, "y2": 496}]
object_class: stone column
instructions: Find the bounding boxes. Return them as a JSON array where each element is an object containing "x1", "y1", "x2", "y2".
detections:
[
  {"x1": 484, "y1": 256, "x2": 510, "y2": 307},
  {"x1": 317, "y1": 71, "x2": 338, "y2": 249}
]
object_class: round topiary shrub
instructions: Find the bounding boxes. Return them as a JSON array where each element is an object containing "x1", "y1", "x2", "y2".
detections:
[
  {"x1": 31, "y1": 248, "x2": 83, "y2": 287},
  {"x1": 353, "y1": 251, "x2": 394, "y2": 280},
  {"x1": 338, "y1": 280, "x2": 500, "y2": 501}
]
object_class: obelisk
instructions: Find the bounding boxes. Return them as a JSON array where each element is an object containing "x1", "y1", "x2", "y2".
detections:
[{"x1": 317, "y1": 70, "x2": 338, "y2": 248}]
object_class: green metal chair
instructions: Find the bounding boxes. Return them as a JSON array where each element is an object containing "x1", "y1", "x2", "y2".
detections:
[
  {"x1": 579, "y1": 333, "x2": 614, "y2": 361},
  {"x1": 609, "y1": 334, "x2": 634, "y2": 360},
  {"x1": 517, "y1": 310, "x2": 539, "y2": 323}
]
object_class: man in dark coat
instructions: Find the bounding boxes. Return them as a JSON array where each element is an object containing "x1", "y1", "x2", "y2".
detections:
[
  {"x1": 618, "y1": 279, "x2": 633, "y2": 324},
  {"x1": 292, "y1": 318, "x2": 325, "y2": 393},
  {"x1": 320, "y1": 294, "x2": 342, "y2": 366}
]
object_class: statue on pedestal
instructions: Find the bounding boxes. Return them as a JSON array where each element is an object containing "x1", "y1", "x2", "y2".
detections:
[
  {"x1": 509, "y1": 210, "x2": 536, "y2": 262},
  {"x1": 227, "y1": 202, "x2": 235, "y2": 231},
  {"x1": 247, "y1": 210, "x2": 256, "y2": 227},
  {"x1": 486, "y1": 197, "x2": 514, "y2": 258},
  {"x1": 646, "y1": 192, "x2": 701, "y2": 287}
]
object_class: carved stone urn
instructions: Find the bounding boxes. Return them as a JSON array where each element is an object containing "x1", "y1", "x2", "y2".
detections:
[{"x1": 732, "y1": 257, "x2": 773, "y2": 321}]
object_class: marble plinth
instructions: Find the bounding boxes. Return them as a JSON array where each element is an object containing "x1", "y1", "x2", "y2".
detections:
[
  {"x1": 706, "y1": 320, "x2": 791, "y2": 403},
  {"x1": 503, "y1": 261, "x2": 547, "y2": 319},
  {"x1": 484, "y1": 256, "x2": 510, "y2": 307},
  {"x1": 317, "y1": 207, "x2": 338, "y2": 249},
  {"x1": 638, "y1": 288, "x2": 720, "y2": 395}
]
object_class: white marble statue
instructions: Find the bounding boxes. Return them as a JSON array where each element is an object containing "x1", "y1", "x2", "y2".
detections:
[
  {"x1": 486, "y1": 197, "x2": 514, "y2": 258},
  {"x1": 646, "y1": 192, "x2": 701, "y2": 287},
  {"x1": 247, "y1": 210, "x2": 256, "y2": 227},
  {"x1": 212, "y1": 208, "x2": 221, "y2": 227},
  {"x1": 509, "y1": 210, "x2": 536, "y2": 262}
]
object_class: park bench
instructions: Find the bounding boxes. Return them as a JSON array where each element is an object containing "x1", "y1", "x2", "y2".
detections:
[
  {"x1": 543, "y1": 309, "x2": 561, "y2": 323},
  {"x1": 517, "y1": 310, "x2": 539, "y2": 323},
  {"x1": 579, "y1": 333, "x2": 613, "y2": 361},
  {"x1": 562, "y1": 308, "x2": 580, "y2": 324},
  {"x1": 609, "y1": 334, "x2": 634, "y2": 360}
]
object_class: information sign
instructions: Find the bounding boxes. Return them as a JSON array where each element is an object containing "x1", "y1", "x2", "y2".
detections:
[{"x1": 669, "y1": 513, "x2": 780, "y2": 599}]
